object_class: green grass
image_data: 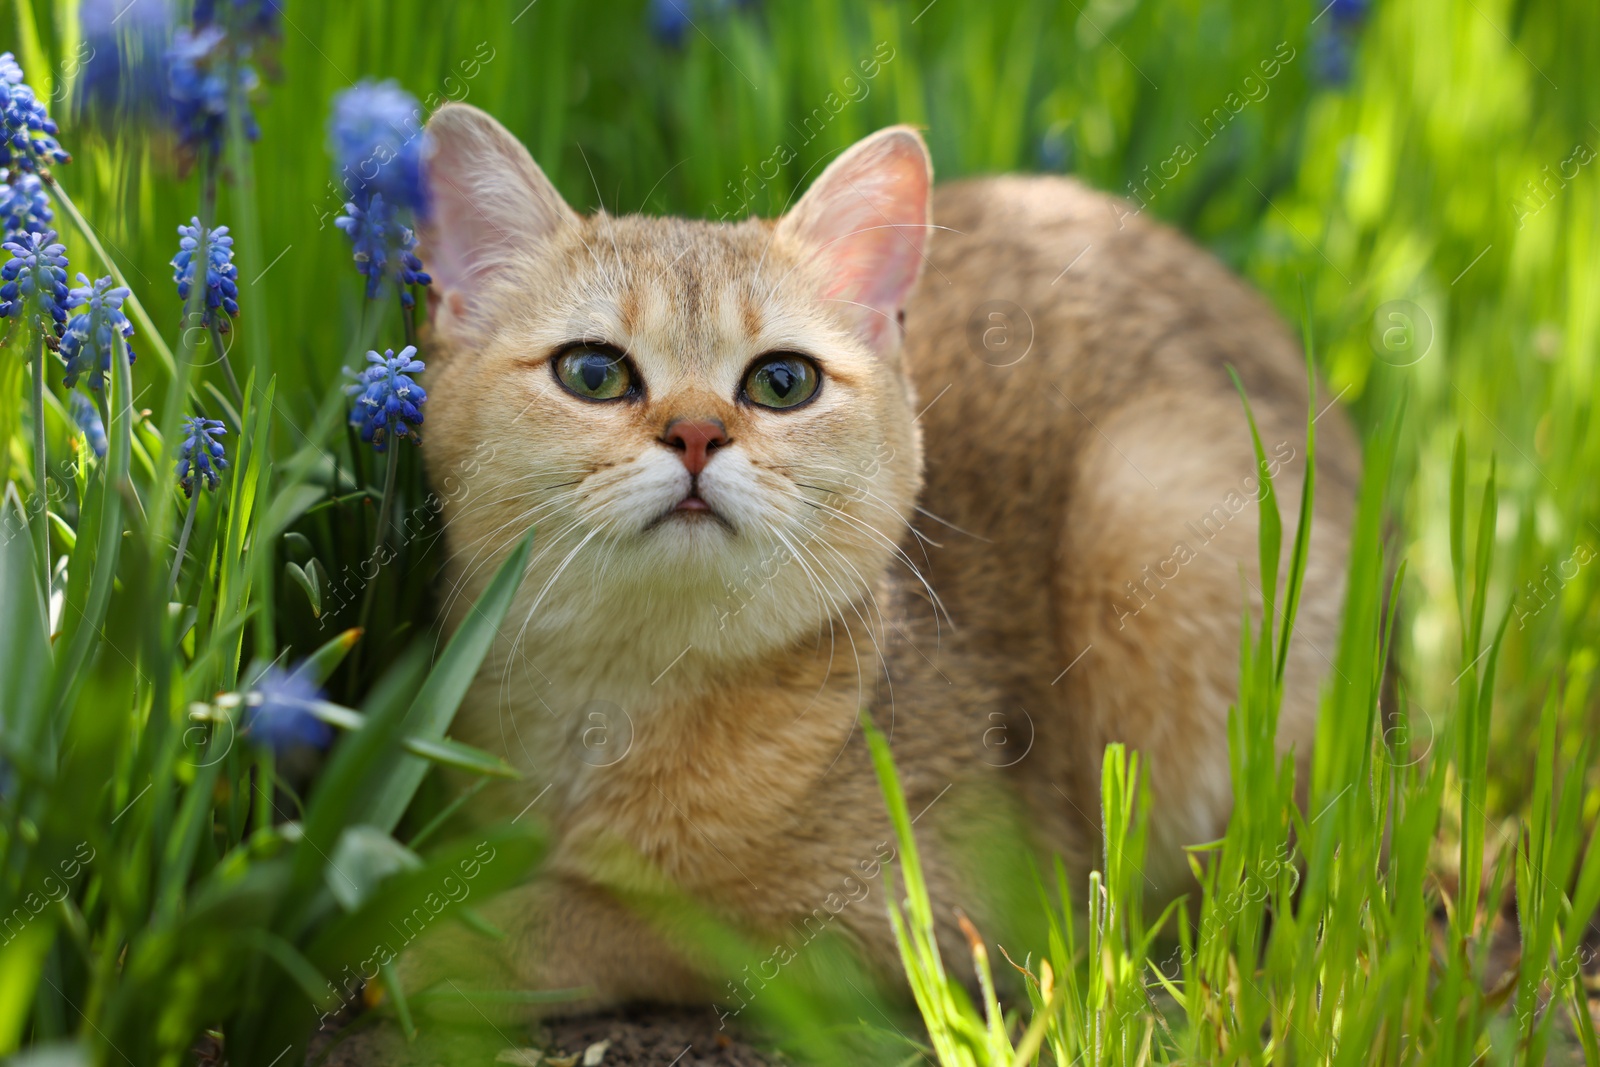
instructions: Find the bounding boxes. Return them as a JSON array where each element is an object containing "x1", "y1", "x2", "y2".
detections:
[{"x1": 3, "y1": 0, "x2": 1600, "y2": 1064}]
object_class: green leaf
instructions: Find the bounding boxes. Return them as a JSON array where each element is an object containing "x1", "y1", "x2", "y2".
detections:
[
  {"x1": 356, "y1": 527, "x2": 537, "y2": 833},
  {"x1": 1275, "y1": 310, "x2": 1320, "y2": 685},
  {"x1": 261, "y1": 483, "x2": 324, "y2": 543},
  {"x1": 1, "y1": 1042, "x2": 91, "y2": 1067},
  {"x1": 284, "y1": 560, "x2": 321, "y2": 617},
  {"x1": 286, "y1": 645, "x2": 430, "y2": 933},
  {"x1": 46, "y1": 335, "x2": 132, "y2": 729},
  {"x1": 237, "y1": 929, "x2": 343, "y2": 1010},
  {"x1": 299, "y1": 628, "x2": 362, "y2": 685},
  {"x1": 1449, "y1": 431, "x2": 1467, "y2": 653},
  {"x1": 45, "y1": 511, "x2": 76, "y2": 554},
  {"x1": 10, "y1": 0, "x2": 52, "y2": 101},
  {"x1": 303, "y1": 825, "x2": 547, "y2": 982},
  {"x1": 304, "y1": 699, "x2": 517, "y2": 779},
  {"x1": 203, "y1": 381, "x2": 244, "y2": 437},
  {"x1": 306, "y1": 558, "x2": 330, "y2": 609},
  {"x1": 0, "y1": 489, "x2": 51, "y2": 764},
  {"x1": 400, "y1": 736, "x2": 520, "y2": 780},
  {"x1": 1228, "y1": 365, "x2": 1282, "y2": 644},
  {"x1": 0, "y1": 921, "x2": 52, "y2": 1055},
  {"x1": 325, "y1": 826, "x2": 423, "y2": 912},
  {"x1": 154, "y1": 756, "x2": 227, "y2": 923}
]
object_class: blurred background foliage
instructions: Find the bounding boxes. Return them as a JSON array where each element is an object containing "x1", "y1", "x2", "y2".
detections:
[{"x1": 3, "y1": 0, "x2": 1600, "y2": 1062}]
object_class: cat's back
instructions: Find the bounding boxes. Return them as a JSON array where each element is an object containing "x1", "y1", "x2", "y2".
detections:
[
  {"x1": 905, "y1": 171, "x2": 1358, "y2": 547},
  {"x1": 911, "y1": 175, "x2": 1326, "y2": 419},
  {"x1": 898, "y1": 175, "x2": 1357, "y2": 877},
  {"x1": 904, "y1": 173, "x2": 1356, "y2": 566}
]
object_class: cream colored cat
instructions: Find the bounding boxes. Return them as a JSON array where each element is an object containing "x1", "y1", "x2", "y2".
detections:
[{"x1": 413, "y1": 102, "x2": 1358, "y2": 1011}]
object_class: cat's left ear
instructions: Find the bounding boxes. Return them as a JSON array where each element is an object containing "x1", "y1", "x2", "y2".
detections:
[
  {"x1": 419, "y1": 103, "x2": 580, "y2": 337},
  {"x1": 776, "y1": 126, "x2": 932, "y2": 356}
]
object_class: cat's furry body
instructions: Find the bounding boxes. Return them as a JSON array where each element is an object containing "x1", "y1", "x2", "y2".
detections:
[{"x1": 415, "y1": 104, "x2": 1357, "y2": 1009}]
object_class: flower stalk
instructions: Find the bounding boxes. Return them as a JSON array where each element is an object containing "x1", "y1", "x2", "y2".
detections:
[
  {"x1": 207, "y1": 321, "x2": 244, "y2": 408},
  {"x1": 353, "y1": 442, "x2": 401, "y2": 645},
  {"x1": 168, "y1": 489, "x2": 200, "y2": 599},
  {"x1": 30, "y1": 331, "x2": 48, "y2": 592}
]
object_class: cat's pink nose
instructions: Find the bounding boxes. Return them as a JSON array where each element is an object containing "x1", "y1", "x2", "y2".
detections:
[{"x1": 662, "y1": 418, "x2": 728, "y2": 475}]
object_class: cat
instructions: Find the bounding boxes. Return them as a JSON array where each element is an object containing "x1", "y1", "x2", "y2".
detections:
[{"x1": 411, "y1": 101, "x2": 1358, "y2": 1013}]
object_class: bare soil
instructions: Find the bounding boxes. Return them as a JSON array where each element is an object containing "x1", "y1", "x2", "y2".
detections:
[{"x1": 304, "y1": 1004, "x2": 780, "y2": 1067}]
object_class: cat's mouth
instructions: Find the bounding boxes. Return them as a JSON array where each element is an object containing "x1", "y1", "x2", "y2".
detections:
[{"x1": 647, "y1": 491, "x2": 735, "y2": 533}]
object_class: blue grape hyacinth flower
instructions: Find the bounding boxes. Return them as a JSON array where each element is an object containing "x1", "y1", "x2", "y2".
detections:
[
  {"x1": 329, "y1": 81, "x2": 432, "y2": 304},
  {"x1": 334, "y1": 195, "x2": 431, "y2": 306},
  {"x1": 0, "y1": 229, "x2": 70, "y2": 343},
  {"x1": 76, "y1": 0, "x2": 177, "y2": 126},
  {"x1": 393, "y1": 225, "x2": 431, "y2": 306},
  {"x1": 0, "y1": 171, "x2": 52, "y2": 242},
  {"x1": 346, "y1": 346, "x2": 427, "y2": 451},
  {"x1": 328, "y1": 80, "x2": 426, "y2": 215},
  {"x1": 177, "y1": 415, "x2": 227, "y2": 496},
  {"x1": 1328, "y1": 0, "x2": 1371, "y2": 22},
  {"x1": 171, "y1": 218, "x2": 241, "y2": 329},
  {"x1": 70, "y1": 392, "x2": 108, "y2": 458},
  {"x1": 650, "y1": 0, "x2": 693, "y2": 45},
  {"x1": 1037, "y1": 125, "x2": 1071, "y2": 172},
  {"x1": 194, "y1": 0, "x2": 285, "y2": 41},
  {"x1": 1315, "y1": 0, "x2": 1373, "y2": 84},
  {"x1": 60, "y1": 274, "x2": 136, "y2": 391},
  {"x1": 0, "y1": 52, "x2": 72, "y2": 173},
  {"x1": 167, "y1": 25, "x2": 261, "y2": 161},
  {"x1": 243, "y1": 665, "x2": 333, "y2": 754},
  {"x1": 649, "y1": 0, "x2": 755, "y2": 47}
]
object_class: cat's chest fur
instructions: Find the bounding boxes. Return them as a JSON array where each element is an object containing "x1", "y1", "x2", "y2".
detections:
[{"x1": 454, "y1": 606, "x2": 904, "y2": 895}]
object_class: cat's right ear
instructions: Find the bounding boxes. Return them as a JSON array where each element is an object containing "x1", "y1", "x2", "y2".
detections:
[
  {"x1": 775, "y1": 125, "x2": 932, "y2": 357},
  {"x1": 419, "y1": 103, "x2": 578, "y2": 335}
]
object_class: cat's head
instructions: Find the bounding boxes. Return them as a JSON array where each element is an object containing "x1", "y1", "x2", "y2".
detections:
[{"x1": 418, "y1": 103, "x2": 930, "y2": 675}]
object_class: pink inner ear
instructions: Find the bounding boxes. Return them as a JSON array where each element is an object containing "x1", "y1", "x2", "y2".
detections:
[
  {"x1": 783, "y1": 130, "x2": 932, "y2": 352},
  {"x1": 420, "y1": 170, "x2": 477, "y2": 295},
  {"x1": 417, "y1": 105, "x2": 579, "y2": 308},
  {"x1": 820, "y1": 178, "x2": 926, "y2": 309}
]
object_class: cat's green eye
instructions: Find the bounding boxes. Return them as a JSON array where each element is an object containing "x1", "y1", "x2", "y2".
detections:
[
  {"x1": 742, "y1": 354, "x2": 821, "y2": 410},
  {"x1": 554, "y1": 344, "x2": 635, "y2": 401}
]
